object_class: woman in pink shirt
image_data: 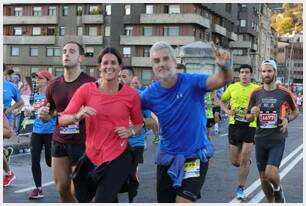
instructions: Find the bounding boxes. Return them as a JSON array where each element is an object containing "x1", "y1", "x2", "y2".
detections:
[{"x1": 59, "y1": 47, "x2": 143, "y2": 203}]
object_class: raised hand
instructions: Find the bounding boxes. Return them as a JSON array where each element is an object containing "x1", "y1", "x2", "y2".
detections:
[{"x1": 210, "y1": 41, "x2": 231, "y2": 68}]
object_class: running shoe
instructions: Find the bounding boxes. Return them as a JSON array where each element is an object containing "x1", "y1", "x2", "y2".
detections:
[
  {"x1": 29, "y1": 188, "x2": 44, "y2": 199},
  {"x1": 4, "y1": 147, "x2": 14, "y2": 162},
  {"x1": 153, "y1": 135, "x2": 160, "y2": 144},
  {"x1": 274, "y1": 186, "x2": 286, "y2": 203},
  {"x1": 236, "y1": 186, "x2": 247, "y2": 200},
  {"x1": 3, "y1": 172, "x2": 16, "y2": 187}
]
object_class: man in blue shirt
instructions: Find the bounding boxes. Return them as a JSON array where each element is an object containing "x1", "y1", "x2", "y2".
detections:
[{"x1": 141, "y1": 41, "x2": 232, "y2": 203}]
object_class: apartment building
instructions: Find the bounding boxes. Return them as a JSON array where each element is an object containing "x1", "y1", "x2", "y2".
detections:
[{"x1": 3, "y1": 3, "x2": 279, "y2": 84}]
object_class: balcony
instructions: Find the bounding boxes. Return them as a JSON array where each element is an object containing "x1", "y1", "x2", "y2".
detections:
[
  {"x1": 213, "y1": 24, "x2": 227, "y2": 36},
  {"x1": 81, "y1": 15, "x2": 104, "y2": 24},
  {"x1": 56, "y1": 36, "x2": 103, "y2": 45},
  {"x1": 4, "y1": 16, "x2": 57, "y2": 25},
  {"x1": 4, "y1": 36, "x2": 56, "y2": 45},
  {"x1": 140, "y1": 13, "x2": 210, "y2": 28},
  {"x1": 120, "y1": 36, "x2": 196, "y2": 46},
  {"x1": 228, "y1": 32, "x2": 238, "y2": 41},
  {"x1": 229, "y1": 41, "x2": 252, "y2": 48},
  {"x1": 131, "y1": 57, "x2": 152, "y2": 67}
]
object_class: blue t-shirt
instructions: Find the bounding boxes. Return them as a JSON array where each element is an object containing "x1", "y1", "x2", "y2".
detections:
[
  {"x1": 32, "y1": 92, "x2": 56, "y2": 134},
  {"x1": 141, "y1": 73, "x2": 210, "y2": 155},
  {"x1": 3, "y1": 80, "x2": 22, "y2": 126},
  {"x1": 128, "y1": 89, "x2": 151, "y2": 147}
]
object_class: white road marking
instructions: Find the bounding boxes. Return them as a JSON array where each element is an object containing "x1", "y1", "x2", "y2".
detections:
[
  {"x1": 14, "y1": 181, "x2": 55, "y2": 193},
  {"x1": 248, "y1": 152, "x2": 303, "y2": 203},
  {"x1": 229, "y1": 144, "x2": 303, "y2": 202}
]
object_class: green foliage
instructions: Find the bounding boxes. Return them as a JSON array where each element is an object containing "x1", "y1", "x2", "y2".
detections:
[{"x1": 272, "y1": 3, "x2": 303, "y2": 34}]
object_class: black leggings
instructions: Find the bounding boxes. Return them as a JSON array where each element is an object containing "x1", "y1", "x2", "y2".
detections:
[{"x1": 30, "y1": 133, "x2": 52, "y2": 187}]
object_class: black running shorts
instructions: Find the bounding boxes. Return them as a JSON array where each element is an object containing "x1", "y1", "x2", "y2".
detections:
[
  {"x1": 156, "y1": 159, "x2": 209, "y2": 202},
  {"x1": 228, "y1": 124, "x2": 255, "y2": 147},
  {"x1": 255, "y1": 138, "x2": 286, "y2": 171},
  {"x1": 51, "y1": 140, "x2": 85, "y2": 166}
]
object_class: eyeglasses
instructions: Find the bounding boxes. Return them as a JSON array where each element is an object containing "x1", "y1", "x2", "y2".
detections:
[{"x1": 120, "y1": 75, "x2": 127, "y2": 78}]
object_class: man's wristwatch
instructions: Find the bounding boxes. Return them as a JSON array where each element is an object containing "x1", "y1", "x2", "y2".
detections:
[{"x1": 130, "y1": 128, "x2": 136, "y2": 136}]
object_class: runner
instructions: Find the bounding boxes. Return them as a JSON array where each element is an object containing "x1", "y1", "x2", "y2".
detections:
[
  {"x1": 38, "y1": 41, "x2": 96, "y2": 202},
  {"x1": 3, "y1": 114, "x2": 15, "y2": 187},
  {"x1": 296, "y1": 93, "x2": 303, "y2": 112},
  {"x1": 219, "y1": 64, "x2": 258, "y2": 200},
  {"x1": 27, "y1": 70, "x2": 56, "y2": 199},
  {"x1": 58, "y1": 47, "x2": 143, "y2": 203},
  {"x1": 246, "y1": 60, "x2": 299, "y2": 203},
  {"x1": 3, "y1": 65, "x2": 24, "y2": 187},
  {"x1": 141, "y1": 41, "x2": 232, "y2": 203},
  {"x1": 205, "y1": 90, "x2": 221, "y2": 141}
]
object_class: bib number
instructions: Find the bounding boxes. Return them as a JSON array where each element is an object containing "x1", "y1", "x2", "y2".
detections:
[
  {"x1": 259, "y1": 113, "x2": 278, "y2": 128},
  {"x1": 59, "y1": 123, "x2": 80, "y2": 134},
  {"x1": 183, "y1": 159, "x2": 200, "y2": 179}
]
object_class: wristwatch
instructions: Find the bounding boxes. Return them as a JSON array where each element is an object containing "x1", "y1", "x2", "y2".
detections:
[{"x1": 130, "y1": 128, "x2": 136, "y2": 136}]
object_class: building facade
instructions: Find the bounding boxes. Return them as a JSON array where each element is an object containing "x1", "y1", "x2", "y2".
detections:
[{"x1": 3, "y1": 3, "x2": 280, "y2": 84}]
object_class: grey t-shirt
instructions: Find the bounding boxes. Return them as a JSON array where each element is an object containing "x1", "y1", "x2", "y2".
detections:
[{"x1": 247, "y1": 85, "x2": 297, "y2": 140}]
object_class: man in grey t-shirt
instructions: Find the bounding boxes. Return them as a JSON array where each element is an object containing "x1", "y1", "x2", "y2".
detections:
[{"x1": 246, "y1": 60, "x2": 299, "y2": 203}]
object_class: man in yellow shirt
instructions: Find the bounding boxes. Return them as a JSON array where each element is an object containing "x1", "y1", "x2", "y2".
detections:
[{"x1": 220, "y1": 64, "x2": 258, "y2": 201}]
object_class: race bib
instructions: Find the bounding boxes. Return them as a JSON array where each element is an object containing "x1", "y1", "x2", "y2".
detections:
[
  {"x1": 59, "y1": 123, "x2": 80, "y2": 134},
  {"x1": 259, "y1": 113, "x2": 278, "y2": 128},
  {"x1": 183, "y1": 159, "x2": 200, "y2": 179},
  {"x1": 234, "y1": 109, "x2": 248, "y2": 123}
]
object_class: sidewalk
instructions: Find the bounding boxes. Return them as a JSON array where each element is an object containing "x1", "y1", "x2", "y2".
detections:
[{"x1": 3, "y1": 132, "x2": 31, "y2": 154}]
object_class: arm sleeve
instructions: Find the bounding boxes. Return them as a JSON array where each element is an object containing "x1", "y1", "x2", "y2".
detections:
[
  {"x1": 140, "y1": 88, "x2": 151, "y2": 111},
  {"x1": 44, "y1": 84, "x2": 56, "y2": 111},
  {"x1": 130, "y1": 93, "x2": 144, "y2": 125},
  {"x1": 246, "y1": 92, "x2": 256, "y2": 113},
  {"x1": 190, "y1": 74, "x2": 209, "y2": 94},
  {"x1": 286, "y1": 92, "x2": 298, "y2": 111},
  {"x1": 61, "y1": 84, "x2": 87, "y2": 115}
]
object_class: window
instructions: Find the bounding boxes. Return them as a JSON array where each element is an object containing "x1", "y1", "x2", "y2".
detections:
[
  {"x1": 31, "y1": 67, "x2": 40, "y2": 74},
  {"x1": 232, "y1": 49, "x2": 243, "y2": 56},
  {"x1": 11, "y1": 47, "x2": 20, "y2": 56},
  {"x1": 77, "y1": 6, "x2": 83, "y2": 16},
  {"x1": 30, "y1": 48, "x2": 39, "y2": 56},
  {"x1": 125, "y1": 26, "x2": 133, "y2": 36},
  {"x1": 106, "y1": 5, "x2": 111, "y2": 15},
  {"x1": 32, "y1": 27, "x2": 41, "y2": 36},
  {"x1": 47, "y1": 47, "x2": 61, "y2": 57},
  {"x1": 89, "y1": 27, "x2": 97, "y2": 36},
  {"x1": 14, "y1": 7, "x2": 22, "y2": 16},
  {"x1": 60, "y1": 27, "x2": 65, "y2": 36},
  {"x1": 143, "y1": 27, "x2": 153, "y2": 36},
  {"x1": 164, "y1": 26, "x2": 179, "y2": 36},
  {"x1": 145, "y1": 5, "x2": 153, "y2": 14},
  {"x1": 47, "y1": 27, "x2": 56, "y2": 35},
  {"x1": 48, "y1": 6, "x2": 56, "y2": 16},
  {"x1": 14, "y1": 27, "x2": 22, "y2": 36},
  {"x1": 105, "y1": 26, "x2": 110, "y2": 36},
  {"x1": 144, "y1": 47, "x2": 150, "y2": 57},
  {"x1": 169, "y1": 5, "x2": 180, "y2": 14},
  {"x1": 125, "y1": 5, "x2": 131, "y2": 15},
  {"x1": 63, "y1": 6, "x2": 69, "y2": 16},
  {"x1": 85, "y1": 47, "x2": 94, "y2": 57},
  {"x1": 241, "y1": 4, "x2": 247, "y2": 7},
  {"x1": 225, "y1": 4, "x2": 232, "y2": 13},
  {"x1": 33, "y1": 7, "x2": 41, "y2": 16},
  {"x1": 89, "y1": 5, "x2": 102, "y2": 15},
  {"x1": 240, "y1": 20, "x2": 246, "y2": 27},
  {"x1": 77, "y1": 27, "x2": 83, "y2": 36},
  {"x1": 123, "y1": 47, "x2": 131, "y2": 57}
]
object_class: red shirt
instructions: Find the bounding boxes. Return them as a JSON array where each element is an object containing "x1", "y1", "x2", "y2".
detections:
[
  {"x1": 60, "y1": 82, "x2": 143, "y2": 165},
  {"x1": 45, "y1": 72, "x2": 96, "y2": 144}
]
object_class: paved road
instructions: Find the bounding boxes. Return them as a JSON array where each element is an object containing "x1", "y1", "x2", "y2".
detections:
[{"x1": 3, "y1": 114, "x2": 303, "y2": 203}]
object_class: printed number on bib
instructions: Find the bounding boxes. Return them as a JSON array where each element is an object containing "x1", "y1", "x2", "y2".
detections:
[
  {"x1": 235, "y1": 109, "x2": 248, "y2": 123},
  {"x1": 59, "y1": 123, "x2": 80, "y2": 134},
  {"x1": 183, "y1": 159, "x2": 200, "y2": 179},
  {"x1": 259, "y1": 113, "x2": 278, "y2": 128}
]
